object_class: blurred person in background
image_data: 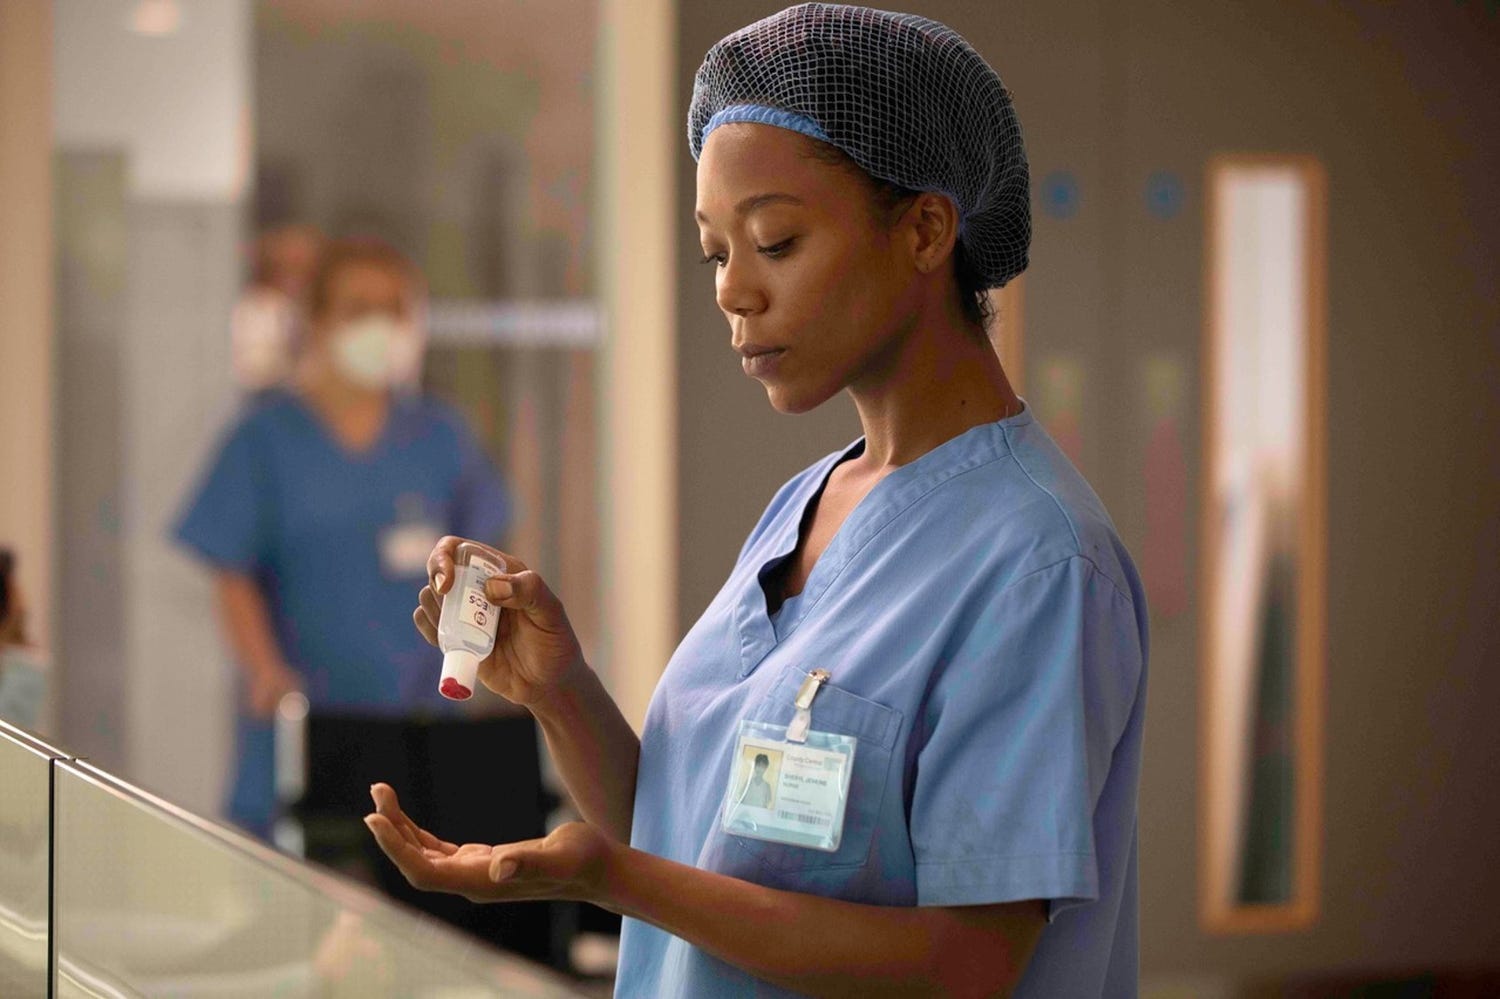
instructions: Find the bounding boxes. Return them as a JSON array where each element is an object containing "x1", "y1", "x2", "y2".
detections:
[
  {"x1": 0, "y1": 548, "x2": 46, "y2": 731},
  {"x1": 230, "y1": 223, "x2": 323, "y2": 392},
  {"x1": 175, "y1": 237, "x2": 549, "y2": 958},
  {"x1": 174, "y1": 235, "x2": 552, "y2": 960}
]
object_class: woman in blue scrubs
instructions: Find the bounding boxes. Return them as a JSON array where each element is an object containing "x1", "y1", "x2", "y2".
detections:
[
  {"x1": 176, "y1": 237, "x2": 512, "y2": 837},
  {"x1": 366, "y1": 7, "x2": 1149, "y2": 996}
]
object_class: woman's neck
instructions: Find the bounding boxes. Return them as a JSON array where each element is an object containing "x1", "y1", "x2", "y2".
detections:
[
  {"x1": 846, "y1": 304, "x2": 1021, "y2": 470},
  {"x1": 297, "y1": 357, "x2": 391, "y2": 452}
]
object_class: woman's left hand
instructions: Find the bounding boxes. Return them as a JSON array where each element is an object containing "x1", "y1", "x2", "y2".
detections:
[{"x1": 363, "y1": 783, "x2": 614, "y2": 905}]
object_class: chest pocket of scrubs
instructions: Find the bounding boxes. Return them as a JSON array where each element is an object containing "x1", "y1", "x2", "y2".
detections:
[{"x1": 728, "y1": 664, "x2": 901, "y2": 876}]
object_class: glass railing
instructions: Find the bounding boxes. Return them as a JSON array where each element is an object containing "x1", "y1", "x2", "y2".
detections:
[
  {"x1": 1, "y1": 719, "x2": 586, "y2": 998},
  {"x1": 0, "y1": 722, "x2": 61, "y2": 996}
]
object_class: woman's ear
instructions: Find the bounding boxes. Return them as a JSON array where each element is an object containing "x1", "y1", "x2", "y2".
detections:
[{"x1": 906, "y1": 192, "x2": 961, "y2": 276}]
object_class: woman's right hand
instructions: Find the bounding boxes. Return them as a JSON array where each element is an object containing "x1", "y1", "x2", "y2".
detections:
[{"x1": 415, "y1": 537, "x2": 585, "y2": 710}]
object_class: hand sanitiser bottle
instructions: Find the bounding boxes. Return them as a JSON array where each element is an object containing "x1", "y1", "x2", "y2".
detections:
[{"x1": 436, "y1": 543, "x2": 507, "y2": 700}]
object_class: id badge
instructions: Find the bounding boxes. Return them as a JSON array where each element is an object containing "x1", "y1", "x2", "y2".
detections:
[
  {"x1": 721, "y1": 670, "x2": 856, "y2": 852},
  {"x1": 380, "y1": 521, "x2": 442, "y2": 578},
  {"x1": 380, "y1": 495, "x2": 444, "y2": 579}
]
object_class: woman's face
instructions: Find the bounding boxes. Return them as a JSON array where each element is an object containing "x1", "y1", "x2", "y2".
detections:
[
  {"x1": 314, "y1": 261, "x2": 412, "y2": 339},
  {"x1": 696, "y1": 123, "x2": 920, "y2": 414}
]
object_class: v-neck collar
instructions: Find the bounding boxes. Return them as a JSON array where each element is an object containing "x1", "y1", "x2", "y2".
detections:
[
  {"x1": 287, "y1": 389, "x2": 398, "y2": 463},
  {"x1": 731, "y1": 410, "x2": 1029, "y2": 678}
]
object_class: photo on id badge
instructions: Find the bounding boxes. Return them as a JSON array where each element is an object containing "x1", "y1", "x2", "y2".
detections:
[{"x1": 733, "y1": 745, "x2": 783, "y2": 811}]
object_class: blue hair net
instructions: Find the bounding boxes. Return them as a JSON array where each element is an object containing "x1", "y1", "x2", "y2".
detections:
[{"x1": 688, "y1": 3, "x2": 1030, "y2": 289}]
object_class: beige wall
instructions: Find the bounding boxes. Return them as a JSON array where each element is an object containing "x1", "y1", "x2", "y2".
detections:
[
  {"x1": 0, "y1": 1, "x2": 56, "y2": 683},
  {"x1": 674, "y1": 0, "x2": 1500, "y2": 986},
  {"x1": 1113, "y1": 0, "x2": 1500, "y2": 981},
  {"x1": 596, "y1": 0, "x2": 679, "y2": 730}
]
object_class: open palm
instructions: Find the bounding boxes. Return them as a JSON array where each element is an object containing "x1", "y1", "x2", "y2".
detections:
[{"x1": 364, "y1": 784, "x2": 611, "y2": 905}]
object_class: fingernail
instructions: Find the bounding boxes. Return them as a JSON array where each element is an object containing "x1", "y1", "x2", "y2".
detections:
[
  {"x1": 492, "y1": 859, "x2": 517, "y2": 882},
  {"x1": 434, "y1": 572, "x2": 446, "y2": 591},
  {"x1": 363, "y1": 815, "x2": 377, "y2": 831}
]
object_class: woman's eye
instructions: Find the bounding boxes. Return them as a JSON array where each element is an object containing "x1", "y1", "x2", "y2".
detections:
[
  {"x1": 699, "y1": 251, "x2": 727, "y2": 268},
  {"x1": 757, "y1": 238, "x2": 795, "y2": 258}
]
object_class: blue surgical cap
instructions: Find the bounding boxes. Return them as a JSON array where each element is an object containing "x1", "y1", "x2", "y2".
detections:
[{"x1": 688, "y1": 3, "x2": 1030, "y2": 289}]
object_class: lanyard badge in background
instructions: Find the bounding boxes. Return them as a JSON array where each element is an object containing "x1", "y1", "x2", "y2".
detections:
[
  {"x1": 722, "y1": 669, "x2": 857, "y2": 852},
  {"x1": 379, "y1": 493, "x2": 445, "y2": 580}
]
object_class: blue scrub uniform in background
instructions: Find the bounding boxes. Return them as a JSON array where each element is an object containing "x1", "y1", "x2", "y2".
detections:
[
  {"x1": 618, "y1": 408, "x2": 1149, "y2": 998},
  {"x1": 175, "y1": 389, "x2": 510, "y2": 836}
]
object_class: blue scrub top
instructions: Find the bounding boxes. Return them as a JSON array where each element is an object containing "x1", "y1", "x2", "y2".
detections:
[
  {"x1": 618, "y1": 408, "x2": 1149, "y2": 998},
  {"x1": 175, "y1": 390, "x2": 510, "y2": 831}
]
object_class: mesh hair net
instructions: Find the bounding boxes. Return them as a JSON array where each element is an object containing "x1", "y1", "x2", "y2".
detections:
[{"x1": 688, "y1": 3, "x2": 1030, "y2": 289}]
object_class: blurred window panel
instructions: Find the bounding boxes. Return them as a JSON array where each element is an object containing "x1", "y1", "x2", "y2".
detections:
[
  {"x1": 256, "y1": 0, "x2": 604, "y2": 664},
  {"x1": 1200, "y1": 156, "x2": 1326, "y2": 933}
]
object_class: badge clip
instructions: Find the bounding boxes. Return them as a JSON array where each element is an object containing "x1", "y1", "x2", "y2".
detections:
[{"x1": 786, "y1": 668, "x2": 830, "y2": 743}]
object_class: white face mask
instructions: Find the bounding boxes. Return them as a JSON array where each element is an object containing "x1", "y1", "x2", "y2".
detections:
[
  {"x1": 231, "y1": 288, "x2": 299, "y2": 390},
  {"x1": 329, "y1": 313, "x2": 422, "y2": 390}
]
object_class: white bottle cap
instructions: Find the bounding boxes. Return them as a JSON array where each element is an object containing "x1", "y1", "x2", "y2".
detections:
[{"x1": 439, "y1": 649, "x2": 480, "y2": 700}]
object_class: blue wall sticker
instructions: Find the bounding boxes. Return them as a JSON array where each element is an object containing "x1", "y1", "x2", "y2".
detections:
[
  {"x1": 1041, "y1": 170, "x2": 1080, "y2": 220},
  {"x1": 1146, "y1": 171, "x2": 1185, "y2": 220}
]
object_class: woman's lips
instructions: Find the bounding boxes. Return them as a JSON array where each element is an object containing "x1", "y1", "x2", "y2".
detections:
[{"x1": 739, "y1": 347, "x2": 786, "y2": 378}]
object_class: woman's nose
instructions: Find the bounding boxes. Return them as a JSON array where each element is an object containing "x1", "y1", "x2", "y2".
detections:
[{"x1": 715, "y1": 256, "x2": 765, "y2": 317}]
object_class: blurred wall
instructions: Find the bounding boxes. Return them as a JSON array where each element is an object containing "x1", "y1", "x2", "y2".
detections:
[
  {"x1": 52, "y1": 0, "x2": 250, "y2": 814},
  {"x1": 674, "y1": 0, "x2": 1500, "y2": 989},
  {"x1": 0, "y1": 2, "x2": 56, "y2": 711}
]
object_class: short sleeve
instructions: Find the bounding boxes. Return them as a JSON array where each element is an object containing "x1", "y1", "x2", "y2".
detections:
[
  {"x1": 909, "y1": 556, "x2": 1144, "y2": 918},
  {"x1": 450, "y1": 420, "x2": 512, "y2": 546},
  {"x1": 173, "y1": 417, "x2": 270, "y2": 573}
]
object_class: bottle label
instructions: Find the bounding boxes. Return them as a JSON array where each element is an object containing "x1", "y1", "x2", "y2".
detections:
[{"x1": 458, "y1": 556, "x2": 503, "y2": 632}]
